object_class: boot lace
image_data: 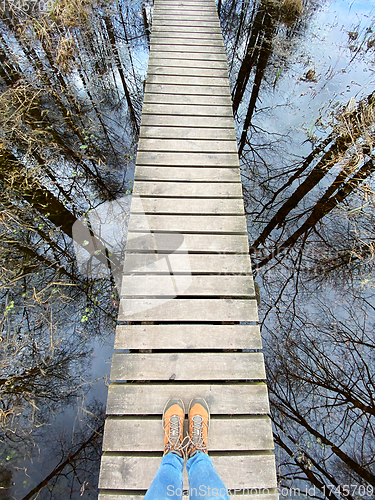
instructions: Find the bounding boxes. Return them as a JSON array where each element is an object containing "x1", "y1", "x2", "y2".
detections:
[
  {"x1": 164, "y1": 415, "x2": 189, "y2": 456},
  {"x1": 188, "y1": 415, "x2": 208, "y2": 455}
]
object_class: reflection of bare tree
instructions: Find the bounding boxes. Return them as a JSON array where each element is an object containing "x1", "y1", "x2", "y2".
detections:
[
  {"x1": 251, "y1": 92, "x2": 375, "y2": 267},
  {"x1": 20, "y1": 403, "x2": 105, "y2": 499},
  {"x1": 263, "y1": 291, "x2": 375, "y2": 492},
  {"x1": 221, "y1": 0, "x2": 306, "y2": 155}
]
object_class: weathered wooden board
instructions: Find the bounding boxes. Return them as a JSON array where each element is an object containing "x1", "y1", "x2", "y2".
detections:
[
  {"x1": 145, "y1": 83, "x2": 230, "y2": 96},
  {"x1": 150, "y1": 44, "x2": 225, "y2": 54},
  {"x1": 111, "y1": 352, "x2": 265, "y2": 381},
  {"x1": 146, "y1": 75, "x2": 228, "y2": 86},
  {"x1": 115, "y1": 323, "x2": 259, "y2": 349},
  {"x1": 147, "y1": 67, "x2": 228, "y2": 78},
  {"x1": 142, "y1": 103, "x2": 232, "y2": 117},
  {"x1": 140, "y1": 114, "x2": 233, "y2": 127},
  {"x1": 134, "y1": 166, "x2": 240, "y2": 182},
  {"x1": 136, "y1": 152, "x2": 239, "y2": 167},
  {"x1": 123, "y1": 253, "x2": 251, "y2": 275},
  {"x1": 137, "y1": 138, "x2": 237, "y2": 153},
  {"x1": 133, "y1": 182, "x2": 242, "y2": 198},
  {"x1": 153, "y1": 20, "x2": 220, "y2": 27},
  {"x1": 151, "y1": 36, "x2": 222, "y2": 44},
  {"x1": 125, "y1": 232, "x2": 249, "y2": 253},
  {"x1": 139, "y1": 127, "x2": 236, "y2": 140},
  {"x1": 103, "y1": 417, "x2": 273, "y2": 452},
  {"x1": 99, "y1": 454, "x2": 277, "y2": 490},
  {"x1": 143, "y1": 93, "x2": 232, "y2": 105},
  {"x1": 152, "y1": 17, "x2": 218, "y2": 24},
  {"x1": 152, "y1": 26, "x2": 222, "y2": 34},
  {"x1": 153, "y1": 14, "x2": 218, "y2": 20},
  {"x1": 148, "y1": 51, "x2": 227, "y2": 61},
  {"x1": 106, "y1": 383, "x2": 270, "y2": 415},
  {"x1": 148, "y1": 57, "x2": 228, "y2": 69},
  {"x1": 129, "y1": 196, "x2": 244, "y2": 214},
  {"x1": 118, "y1": 298, "x2": 258, "y2": 322},
  {"x1": 121, "y1": 274, "x2": 254, "y2": 297},
  {"x1": 128, "y1": 214, "x2": 247, "y2": 233}
]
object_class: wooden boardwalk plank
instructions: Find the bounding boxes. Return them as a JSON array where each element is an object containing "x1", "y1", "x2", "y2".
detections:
[
  {"x1": 128, "y1": 215, "x2": 247, "y2": 233},
  {"x1": 129, "y1": 197, "x2": 244, "y2": 214},
  {"x1": 151, "y1": 37, "x2": 223, "y2": 46},
  {"x1": 146, "y1": 75, "x2": 229, "y2": 86},
  {"x1": 99, "y1": 455, "x2": 277, "y2": 490},
  {"x1": 140, "y1": 114, "x2": 233, "y2": 126},
  {"x1": 148, "y1": 51, "x2": 227, "y2": 61},
  {"x1": 145, "y1": 83, "x2": 230, "y2": 95},
  {"x1": 125, "y1": 232, "x2": 249, "y2": 253},
  {"x1": 152, "y1": 26, "x2": 222, "y2": 33},
  {"x1": 134, "y1": 167, "x2": 240, "y2": 182},
  {"x1": 103, "y1": 417, "x2": 274, "y2": 452},
  {"x1": 139, "y1": 127, "x2": 236, "y2": 140},
  {"x1": 142, "y1": 103, "x2": 232, "y2": 116},
  {"x1": 114, "y1": 324, "x2": 259, "y2": 349},
  {"x1": 143, "y1": 93, "x2": 232, "y2": 104},
  {"x1": 148, "y1": 57, "x2": 228, "y2": 69},
  {"x1": 106, "y1": 383, "x2": 270, "y2": 415},
  {"x1": 137, "y1": 138, "x2": 237, "y2": 153},
  {"x1": 140, "y1": 126, "x2": 237, "y2": 140},
  {"x1": 111, "y1": 353, "x2": 266, "y2": 381},
  {"x1": 153, "y1": 20, "x2": 220, "y2": 27},
  {"x1": 118, "y1": 298, "x2": 258, "y2": 322},
  {"x1": 147, "y1": 67, "x2": 228, "y2": 78},
  {"x1": 135, "y1": 153, "x2": 239, "y2": 167},
  {"x1": 154, "y1": 15, "x2": 219, "y2": 21},
  {"x1": 133, "y1": 182, "x2": 242, "y2": 198},
  {"x1": 123, "y1": 253, "x2": 251, "y2": 274},
  {"x1": 121, "y1": 275, "x2": 255, "y2": 297}
]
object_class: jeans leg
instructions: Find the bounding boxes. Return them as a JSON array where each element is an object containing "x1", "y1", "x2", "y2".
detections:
[
  {"x1": 186, "y1": 452, "x2": 230, "y2": 500},
  {"x1": 144, "y1": 453, "x2": 184, "y2": 500}
]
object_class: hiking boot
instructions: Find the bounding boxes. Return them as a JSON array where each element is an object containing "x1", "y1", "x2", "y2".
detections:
[
  {"x1": 163, "y1": 398, "x2": 185, "y2": 457},
  {"x1": 187, "y1": 398, "x2": 210, "y2": 458}
]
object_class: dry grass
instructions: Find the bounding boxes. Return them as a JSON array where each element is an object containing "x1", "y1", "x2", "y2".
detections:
[
  {"x1": 50, "y1": 0, "x2": 92, "y2": 28},
  {"x1": 55, "y1": 36, "x2": 77, "y2": 73},
  {"x1": 280, "y1": 0, "x2": 303, "y2": 25}
]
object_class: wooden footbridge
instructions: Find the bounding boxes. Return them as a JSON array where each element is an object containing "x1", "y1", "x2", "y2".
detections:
[{"x1": 98, "y1": 0, "x2": 278, "y2": 497}]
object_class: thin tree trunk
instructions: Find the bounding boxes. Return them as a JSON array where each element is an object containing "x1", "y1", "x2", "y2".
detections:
[
  {"x1": 103, "y1": 16, "x2": 140, "y2": 134},
  {"x1": 238, "y1": 9, "x2": 274, "y2": 155},
  {"x1": 257, "y1": 158, "x2": 375, "y2": 267},
  {"x1": 231, "y1": 3, "x2": 266, "y2": 112},
  {"x1": 21, "y1": 423, "x2": 104, "y2": 500}
]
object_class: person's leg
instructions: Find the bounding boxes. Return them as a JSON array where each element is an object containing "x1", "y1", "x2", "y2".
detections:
[
  {"x1": 144, "y1": 399, "x2": 186, "y2": 500},
  {"x1": 144, "y1": 452, "x2": 184, "y2": 500},
  {"x1": 186, "y1": 399, "x2": 230, "y2": 500},
  {"x1": 187, "y1": 452, "x2": 230, "y2": 500}
]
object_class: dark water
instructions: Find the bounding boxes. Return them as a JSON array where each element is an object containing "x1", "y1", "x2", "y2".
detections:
[{"x1": 0, "y1": 0, "x2": 374, "y2": 498}]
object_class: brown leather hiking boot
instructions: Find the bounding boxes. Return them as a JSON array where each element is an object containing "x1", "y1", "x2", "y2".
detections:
[
  {"x1": 187, "y1": 398, "x2": 210, "y2": 458},
  {"x1": 163, "y1": 398, "x2": 185, "y2": 457}
]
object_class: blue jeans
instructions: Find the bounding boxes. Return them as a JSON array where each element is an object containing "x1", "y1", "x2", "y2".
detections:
[{"x1": 144, "y1": 452, "x2": 230, "y2": 500}]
